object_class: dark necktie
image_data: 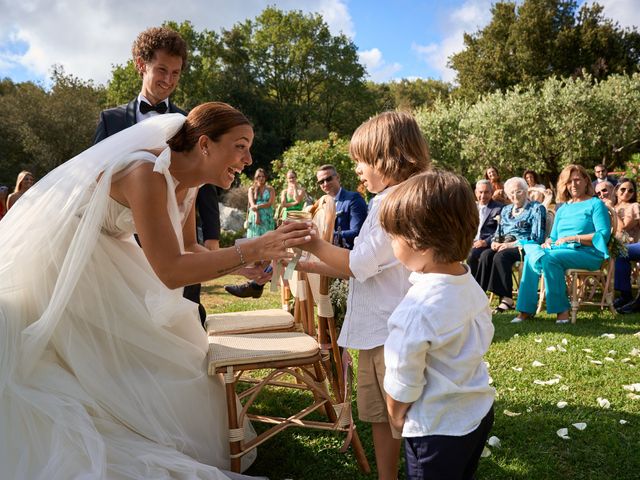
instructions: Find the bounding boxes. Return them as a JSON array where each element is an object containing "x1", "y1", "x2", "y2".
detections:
[{"x1": 139, "y1": 100, "x2": 168, "y2": 114}]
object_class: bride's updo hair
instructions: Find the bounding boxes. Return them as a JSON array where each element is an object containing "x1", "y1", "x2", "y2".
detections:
[{"x1": 167, "y1": 102, "x2": 251, "y2": 152}]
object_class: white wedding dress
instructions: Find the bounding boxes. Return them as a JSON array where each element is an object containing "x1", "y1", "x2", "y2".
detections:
[{"x1": 0, "y1": 115, "x2": 258, "y2": 479}]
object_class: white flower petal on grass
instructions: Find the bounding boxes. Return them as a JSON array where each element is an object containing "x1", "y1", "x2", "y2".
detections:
[
  {"x1": 488, "y1": 376, "x2": 493, "y2": 385},
  {"x1": 532, "y1": 360, "x2": 545, "y2": 367},
  {"x1": 621, "y1": 358, "x2": 631, "y2": 363},
  {"x1": 526, "y1": 407, "x2": 533, "y2": 413},
  {"x1": 554, "y1": 374, "x2": 563, "y2": 379},
  {"x1": 484, "y1": 361, "x2": 491, "y2": 368},
  {"x1": 601, "y1": 333, "x2": 615, "y2": 339},
  {"x1": 503, "y1": 409, "x2": 521, "y2": 417},
  {"x1": 535, "y1": 338, "x2": 542, "y2": 343},
  {"x1": 557, "y1": 401, "x2": 568, "y2": 408},
  {"x1": 597, "y1": 397, "x2": 611, "y2": 408},
  {"x1": 622, "y1": 383, "x2": 640, "y2": 392},
  {"x1": 557, "y1": 428, "x2": 570, "y2": 440},
  {"x1": 561, "y1": 338, "x2": 568, "y2": 345},
  {"x1": 546, "y1": 346, "x2": 557, "y2": 352},
  {"x1": 572, "y1": 422, "x2": 587, "y2": 431},
  {"x1": 583, "y1": 348, "x2": 593, "y2": 353},
  {"x1": 620, "y1": 419, "x2": 628, "y2": 425},
  {"x1": 505, "y1": 387, "x2": 516, "y2": 392},
  {"x1": 590, "y1": 360, "x2": 603, "y2": 365},
  {"x1": 481, "y1": 446, "x2": 491, "y2": 458},
  {"x1": 512, "y1": 367, "x2": 523, "y2": 372},
  {"x1": 534, "y1": 378, "x2": 560, "y2": 386},
  {"x1": 633, "y1": 331, "x2": 640, "y2": 338},
  {"x1": 630, "y1": 348, "x2": 640, "y2": 357},
  {"x1": 604, "y1": 357, "x2": 615, "y2": 362},
  {"x1": 487, "y1": 436, "x2": 501, "y2": 448},
  {"x1": 559, "y1": 385, "x2": 570, "y2": 391},
  {"x1": 512, "y1": 333, "x2": 520, "y2": 338},
  {"x1": 608, "y1": 350, "x2": 617, "y2": 356},
  {"x1": 628, "y1": 393, "x2": 640, "y2": 400},
  {"x1": 557, "y1": 345, "x2": 567, "y2": 352}
]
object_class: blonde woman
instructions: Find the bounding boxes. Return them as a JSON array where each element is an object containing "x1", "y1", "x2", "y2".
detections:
[
  {"x1": 279, "y1": 170, "x2": 307, "y2": 221},
  {"x1": 6, "y1": 170, "x2": 35, "y2": 210}
]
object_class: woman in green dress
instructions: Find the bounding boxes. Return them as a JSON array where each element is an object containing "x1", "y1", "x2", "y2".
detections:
[
  {"x1": 279, "y1": 170, "x2": 307, "y2": 221},
  {"x1": 246, "y1": 168, "x2": 276, "y2": 238}
]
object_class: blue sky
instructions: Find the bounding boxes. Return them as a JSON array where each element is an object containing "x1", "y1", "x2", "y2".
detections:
[{"x1": 0, "y1": 0, "x2": 638, "y2": 86}]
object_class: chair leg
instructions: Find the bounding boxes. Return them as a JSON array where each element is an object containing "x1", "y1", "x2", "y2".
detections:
[
  {"x1": 570, "y1": 273, "x2": 578, "y2": 324},
  {"x1": 223, "y1": 369, "x2": 243, "y2": 473}
]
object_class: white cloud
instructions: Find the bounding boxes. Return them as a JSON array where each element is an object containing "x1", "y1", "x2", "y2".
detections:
[
  {"x1": 358, "y1": 47, "x2": 402, "y2": 82},
  {"x1": 590, "y1": 0, "x2": 640, "y2": 30},
  {"x1": 412, "y1": 0, "x2": 493, "y2": 83},
  {"x1": 0, "y1": 0, "x2": 354, "y2": 85}
]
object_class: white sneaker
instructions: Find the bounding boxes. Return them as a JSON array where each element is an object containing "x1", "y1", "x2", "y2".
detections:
[
  {"x1": 511, "y1": 316, "x2": 524, "y2": 323},
  {"x1": 556, "y1": 318, "x2": 569, "y2": 324}
]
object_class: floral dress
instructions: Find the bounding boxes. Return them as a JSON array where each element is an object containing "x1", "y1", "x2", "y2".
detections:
[{"x1": 247, "y1": 187, "x2": 275, "y2": 238}]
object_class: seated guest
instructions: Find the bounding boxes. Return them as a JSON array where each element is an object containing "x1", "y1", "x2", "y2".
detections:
[
  {"x1": 512, "y1": 164, "x2": 610, "y2": 324},
  {"x1": 594, "y1": 180, "x2": 615, "y2": 208},
  {"x1": 523, "y1": 169, "x2": 545, "y2": 190},
  {"x1": 7, "y1": 170, "x2": 35, "y2": 210},
  {"x1": 612, "y1": 178, "x2": 640, "y2": 313},
  {"x1": 467, "y1": 179, "x2": 502, "y2": 277},
  {"x1": 485, "y1": 166, "x2": 508, "y2": 204},
  {"x1": 475, "y1": 177, "x2": 546, "y2": 313},
  {"x1": 593, "y1": 163, "x2": 617, "y2": 189}
]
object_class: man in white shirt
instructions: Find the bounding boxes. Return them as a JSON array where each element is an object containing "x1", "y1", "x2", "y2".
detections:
[{"x1": 467, "y1": 179, "x2": 502, "y2": 277}]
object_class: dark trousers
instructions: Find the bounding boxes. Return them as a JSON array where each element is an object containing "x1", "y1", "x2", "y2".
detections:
[
  {"x1": 476, "y1": 247, "x2": 521, "y2": 298},
  {"x1": 467, "y1": 246, "x2": 490, "y2": 277},
  {"x1": 183, "y1": 283, "x2": 207, "y2": 327},
  {"x1": 615, "y1": 242, "x2": 640, "y2": 294},
  {"x1": 404, "y1": 406, "x2": 494, "y2": 480}
]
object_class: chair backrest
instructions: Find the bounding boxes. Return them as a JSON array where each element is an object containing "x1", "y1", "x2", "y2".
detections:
[
  {"x1": 606, "y1": 205, "x2": 617, "y2": 237},
  {"x1": 544, "y1": 208, "x2": 555, "y2": 241}
]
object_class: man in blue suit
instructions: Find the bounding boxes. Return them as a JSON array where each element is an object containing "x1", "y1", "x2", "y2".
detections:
[
  {"x1": 93, "y1": 27, "x2": 219, "y2": 326},
  {"x1": 467, "y1": 179, "x2": 503, "y2": 278},
  {"x1": 316, "y1": 164, "x2": 367, "y2": 250}
]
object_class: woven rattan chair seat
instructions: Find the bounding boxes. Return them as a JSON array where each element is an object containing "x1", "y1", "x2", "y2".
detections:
[
  {"x1": 208, "y1": 332, "x2": 319, "y2": 372},
  {"x1": 205, "y1": 309, "x2": 294, "y2": 335}
]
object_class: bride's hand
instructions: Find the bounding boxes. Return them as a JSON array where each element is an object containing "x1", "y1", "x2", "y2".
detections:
[{"x1": 257, "y1": 221, "x2": 315, "y2": 261}]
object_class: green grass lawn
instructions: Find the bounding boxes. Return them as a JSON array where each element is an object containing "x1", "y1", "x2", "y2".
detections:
[{"x1": 204, "y1": 276, "x2": 640, "y2": 480}]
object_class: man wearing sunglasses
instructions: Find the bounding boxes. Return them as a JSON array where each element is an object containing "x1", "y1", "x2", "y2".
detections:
[
  {"x1": 594, "y1": 181, "x2": 615, "y2": 207},
  {"x1": 592, "y1": 164, "x2": 618, "y2": 190},
  {"x1": 316, "y1": 164, "x2": 368, "y2": 249}
]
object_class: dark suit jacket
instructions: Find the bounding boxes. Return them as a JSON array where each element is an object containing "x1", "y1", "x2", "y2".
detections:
[
  {"x1": 333, "y1": 188, "x2": 368, "y2": 249},
  {"x1": 592, "y1": 176, "x2": 618, "y2": 190},
  {"x1": 93, "y1": 98, "x2": 186, "y2": 144},
  {"x1": 478, "y1": 200, "x2": 503, "y2": 243}
]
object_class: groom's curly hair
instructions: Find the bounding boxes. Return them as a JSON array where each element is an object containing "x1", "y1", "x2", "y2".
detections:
[{"x1": 132, "y1": 27, "x2": 188, "y2": 76}]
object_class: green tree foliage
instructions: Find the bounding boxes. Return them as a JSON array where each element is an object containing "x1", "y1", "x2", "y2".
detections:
[
  {"x1": 415, "y1": 73, "x2": 640, "y2": 182},
  {"x1": 0, "y1": 67, "x2": 105, "y2": 185},
  {"x1": 270, "y1": 133, "x2": 360, "y2": 201},
  {"x1": 450, "y1": 0, "x2": 640, "y2": 100}
]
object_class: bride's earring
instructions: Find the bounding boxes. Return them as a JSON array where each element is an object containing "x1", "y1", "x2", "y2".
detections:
[{"x1": 202, "y1": 149, "x2": 208, "y2": 156}]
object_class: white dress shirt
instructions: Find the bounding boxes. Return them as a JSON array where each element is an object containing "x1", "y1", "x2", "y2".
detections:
[
  {"x1": 136, "y1": 94, "x2": 170, "y2": 123},
  {"x1": 339, "y1": 185, "x2": 411, "y2": 350},
  {"x1": 384, "y1": 268, "x2": 495, "y2": 437}
]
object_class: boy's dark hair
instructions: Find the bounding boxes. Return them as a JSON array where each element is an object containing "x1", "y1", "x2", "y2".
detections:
[
  {"x1": 349, "y1": 111, "x2": 430, "y2": 183},
  {"x1": 379, "y1": 170, "x2": 478, "y2": 263},
  {"x1": 132, "y1": 27, "x2": 188, "y2": 76}
]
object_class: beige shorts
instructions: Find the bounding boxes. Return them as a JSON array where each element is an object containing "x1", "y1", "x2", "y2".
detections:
[{"x1": 356, "y1": 345, "x2": 389, "y2": 423}]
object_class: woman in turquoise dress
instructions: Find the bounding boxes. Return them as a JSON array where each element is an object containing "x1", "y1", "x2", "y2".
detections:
[
  {"x1": 512, "y1": 164, "x2": 611, "y2": 324},
  {"x1": 246, "y1": 168, "x2": 276, "y2": 238}
]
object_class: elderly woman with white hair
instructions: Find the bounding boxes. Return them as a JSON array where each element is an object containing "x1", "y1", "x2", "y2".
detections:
[{"x1": 475, "y1": 177, "x2": 547, "y2": 313}]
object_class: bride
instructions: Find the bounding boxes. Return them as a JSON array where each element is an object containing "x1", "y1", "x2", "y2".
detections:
[{"x1": 0, "y1": 102, "x2": 312, "y2": 479}]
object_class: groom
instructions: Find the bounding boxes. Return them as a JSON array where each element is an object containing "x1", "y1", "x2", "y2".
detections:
[{"x1": 94, "y1": 27, "x2": 219, "y2": 325}]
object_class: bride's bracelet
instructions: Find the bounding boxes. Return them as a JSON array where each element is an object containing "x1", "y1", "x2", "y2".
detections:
[{"x1": 234, "y1": 241, "x2": 246, "y2": 266}]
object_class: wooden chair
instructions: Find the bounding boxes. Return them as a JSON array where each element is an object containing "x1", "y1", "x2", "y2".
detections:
[
  {"x1": 206, "y1": 195, "x2": 370, "y2": 473},
  {"x1": 535, "y1": 206, "x2": 617, "y2": 323}
]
